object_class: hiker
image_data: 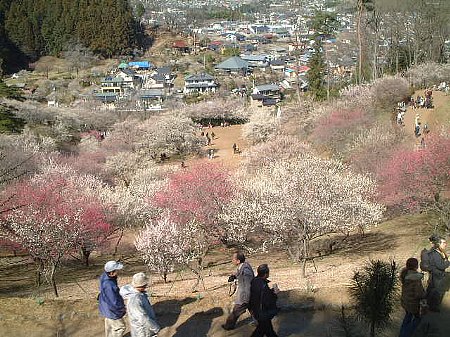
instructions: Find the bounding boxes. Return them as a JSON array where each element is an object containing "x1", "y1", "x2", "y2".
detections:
[
  {"x1": 222, "y1": 252, "x2": 255, "y2": 331},
  {"x1": 415, "y1": 124, "x2": 421, "y2": 138},
  {"x1": 399, "y1": 258, "x2": 426, "y2": 337},
  {"x1": 99, "y1": 261, "x2": 126, "y2": 337},
  {"x1": 397, "y1": 111, "x2": 404, "y2": 125},
  {"x1": 232, "y1": 143, "x2": 237, "y2": 154},
  {"x1": 425, "y1": 236, "x2": 450, "y2": 306},
  {"x1": 120, "y1": 272, "x2": 160, "y2": 337},
  {"x1": 211, "y1": 131, "x2": 216, "y2": 139},
  {"x1": 249, "y1": 264, "x2": 279, "y2": 337}
]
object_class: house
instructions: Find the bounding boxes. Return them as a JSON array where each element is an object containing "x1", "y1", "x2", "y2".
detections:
[
  {"x1": 249, "y1": 25, "x2": 270, "y2": 35},
  {"x1": 242, "y1": 44, "x2": 257, "y2": 52},
  {"x1": 208, "y1": 40, "x2": 224, "y2": 52},
  {"x1": 100, "y1": 76, "x2": 124, "y2": 94},
  {"x1": 93, "y1": 92, "x2": 118, "y2": 103},
  {"x1": 116, "y1": 69, "x2": 141, "y2": 89},
  {"x1": 118, "y1": 62, "x2": 129, "y2": 70},
  {"x1": 215, "y1": 56, "x2": 250, "y2": 75},
  {"x1": 172, "y1": 40, "x2": 190, "y2": 54},
  {"x1": 252, "y1": 83, "x2": 280, "y2": 97},
  {"x1": 250, "y1": 83, "x2": 282, "y2": 107},
  {"x1": 284, "y1": 65, "x2": 310, "y2": 79},
  {"x1": 128, "y1": 61, "x2": 152, "y2": 70},
  {"x1": 270, "y1": 59, "x2": 286, "y2": 71},
  {"x1": 138, "y1": 89, "x2": 164, "y2": 110},
  {"x1": 184, "y1": 73, "x2": 218, "y2": 95},
  {"x1": 145, "y1": 67, "x2": 176, "y2": 89},
  {"x1": 241, "y1": 54, "x2": 269, "y2": 68}
]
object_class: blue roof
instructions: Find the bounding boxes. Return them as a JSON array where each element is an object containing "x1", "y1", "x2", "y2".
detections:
[{"x1": 128, "y1": 61, "x2": 152, "y2": 69}]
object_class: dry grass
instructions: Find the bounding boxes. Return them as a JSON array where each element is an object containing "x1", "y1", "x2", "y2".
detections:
[{"x1": 1, "y1": 211, "x2": 445, "y2": 337}]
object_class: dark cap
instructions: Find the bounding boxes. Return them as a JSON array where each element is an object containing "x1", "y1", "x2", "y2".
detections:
[{"x1": 257, "y1": 264, "x2": 270, "y2": 276}]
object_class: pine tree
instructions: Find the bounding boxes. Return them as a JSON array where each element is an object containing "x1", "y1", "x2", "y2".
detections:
[
  {"x1": 349, "y1": 260, "x2": 398, "y2": 337},
  {"x1": 307, "y1": 38, "x2": 326, "y2": 101}
]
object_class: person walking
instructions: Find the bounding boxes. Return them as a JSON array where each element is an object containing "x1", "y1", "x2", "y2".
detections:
[
  {"x1": 99, "y1": 261, "x2": 126, "y2": 337},
  {"x1": 120, "y1": 272, "x2": 160, "y2": 337},
  {"x1": 426, "y1": 236, "x2": 450, "y2": 306},
  {"x1": 249, "y1": 264, "x2": 279, "y2": 337},
  {"x1": 222, "y1": 252, "x2": 254, "y2": 330},
  {"x1": 399, "y1": 258, "x2": 426, "y2": 337}
]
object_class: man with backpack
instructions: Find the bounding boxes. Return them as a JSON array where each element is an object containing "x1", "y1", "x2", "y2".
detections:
[
  {"x1": 420, "y1": 235, "x2": 450, "y2": 307},
  {"x1": 248, "y1": 264, "x2": 279, "y2": 337}
]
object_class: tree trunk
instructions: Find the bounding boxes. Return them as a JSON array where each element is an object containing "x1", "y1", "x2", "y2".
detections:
[
  {"x1": 113, "y1": 228, "x2": 124, "y2": 257},
  {"x1": 301, "y1": 258, "x2": 307, "y2": 278},
  {"x1": 301, "y1": 237, "x2": 309, "y2": 278},
  {"x1": 189, "y1": 258, "x2": 206, "y2": 292},
  {"x1": 357, "y1": 0, "x2": 363, "y2": 84},
  {"x1": 81, "y1": 247, "x2": 91, "y2": 267},
  {"x1": 35, "y1": 259, "x2": 43, "y2": 287},
  {"x1": 373, "y1": 35, "x2": 378, "y2": 80},
  {"x1": 50, "y1": 263, "x2": 59, "y2": 297}
]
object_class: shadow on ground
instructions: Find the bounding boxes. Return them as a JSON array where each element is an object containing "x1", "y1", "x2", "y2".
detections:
[
  {"x1": 153, "y1": 297, "x2": 196, "y2": 327},
  {"x1": 172, "y1": 307, "x2": 223, "y2": 337}
]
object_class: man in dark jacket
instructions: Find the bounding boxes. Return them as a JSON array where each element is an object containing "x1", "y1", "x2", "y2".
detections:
[
  {"x1": 249, "y1": 264, "x2": 279, "y2": 337},
  {"x1": 99, "y1": 260, "x2": 126, "y2": 337},
  {"x1": 222, "y1": 251, "x2": 254, "y2": 330},
  {"x1": 426, "y1": 236, "x2": 450, "y2": 306}
]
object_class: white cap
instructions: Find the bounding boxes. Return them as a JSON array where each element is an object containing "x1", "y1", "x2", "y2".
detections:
[
  {"x1": 104, "y1": 261, "x2": 124, "y2": 273},
  {"x1": 132, "y1": 272, "x2": 149, "y2": 288}
]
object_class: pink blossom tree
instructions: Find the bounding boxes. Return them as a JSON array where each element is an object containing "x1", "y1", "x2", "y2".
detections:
[
  {"x1": 0, "y1": 170, "x2": 111, "y2": 295},
  {"x1": 152, "y1": 162, "x2": 234, "y2": 231},
  {"x1": 151, "y1": 162, "x2": 234, "y2": 289},
  {"x1": 377, "y1": 134, "x2": 450, "y2": 228}
]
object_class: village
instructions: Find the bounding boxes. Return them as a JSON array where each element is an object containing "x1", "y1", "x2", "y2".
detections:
[{"x1": 78, "y1": 0, "x2": 357, "y2": 112}]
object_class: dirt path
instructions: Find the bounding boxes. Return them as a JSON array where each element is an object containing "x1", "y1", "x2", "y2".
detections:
[
  {"x1": 403, "y1": 90, "x2": 449, "y2": 147},
  {"x1": 186, "y1": 125, "x2": 249, "y2": 169}
]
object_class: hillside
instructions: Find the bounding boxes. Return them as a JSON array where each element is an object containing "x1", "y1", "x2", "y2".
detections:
[
  {"x1": 1, "y1": 88, "x2": 450, "y2": 336},
  {"x1": 1, "y1": 213, "x2": 449, "y2": 337}
]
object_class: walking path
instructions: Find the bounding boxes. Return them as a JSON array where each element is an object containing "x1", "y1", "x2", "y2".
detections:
[
  {"x1": 403, "y1": 90, "x2": 448, "y2": 148},
  {"x1": 195, "y1": 125, "x2": 249, "y2": 168}
]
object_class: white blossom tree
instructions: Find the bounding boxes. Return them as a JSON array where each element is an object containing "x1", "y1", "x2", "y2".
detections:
[
  {"x1": 101, "y1": 165, "x2": 173, "y2": 254},
  {"x1": 242, "y1": 109, "x2": 279, "y2": 145},
  {"x1": 135, "y1": 216, "x2": 188, "y2": 283},
  {"x1": 222, "y1": 152, "x2": 384, "y2": 277},
  {"x1": 135, "y1": 216, "x2": 209, "y2": 286}
]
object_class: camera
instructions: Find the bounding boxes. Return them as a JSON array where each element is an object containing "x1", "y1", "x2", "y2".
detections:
[{"x1": 227, "y1": 275, "x2": 237, "y2": 283}]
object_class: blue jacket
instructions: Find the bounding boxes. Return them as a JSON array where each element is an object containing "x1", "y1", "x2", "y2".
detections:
[{"x1": 99, "y1": 272, "x2": 126, "y2": 319}]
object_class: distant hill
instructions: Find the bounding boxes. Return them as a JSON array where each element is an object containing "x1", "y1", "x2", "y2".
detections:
[{"x1": 0, "y1": 0, "x2": 140, "y2": 74}]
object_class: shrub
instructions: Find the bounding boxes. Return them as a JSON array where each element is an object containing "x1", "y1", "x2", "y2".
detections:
[{"x1": 349, "y1": 260, "x2": 398, "y2": 337}]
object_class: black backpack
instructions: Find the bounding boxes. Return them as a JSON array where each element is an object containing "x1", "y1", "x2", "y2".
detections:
[{"x1": 420, "y1": 248, "x2": 432, "y2": 272}]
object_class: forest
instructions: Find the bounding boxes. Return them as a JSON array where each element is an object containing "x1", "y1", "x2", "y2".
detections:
[{"x1": 0, "y1": 0, "x2": 140, "y2": 73}]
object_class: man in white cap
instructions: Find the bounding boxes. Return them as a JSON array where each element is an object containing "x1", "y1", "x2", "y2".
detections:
[
  {"x1": 120, "y1": 272, "x2": 160, "y2": 337},
  {"x1": 99, "y1": 260, "x2": 126, "y2": 337}
]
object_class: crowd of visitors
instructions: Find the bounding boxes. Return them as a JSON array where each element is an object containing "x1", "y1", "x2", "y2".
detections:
[
  {"x1": 98, "y1": 253, "x2": 280, "y2": 337},
  {"x1": 399, "y1": 235, "x2": 450, "y2": 337},
  {"x1": 98, "y1": 235, "x2": 450, "y2": 337}
]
